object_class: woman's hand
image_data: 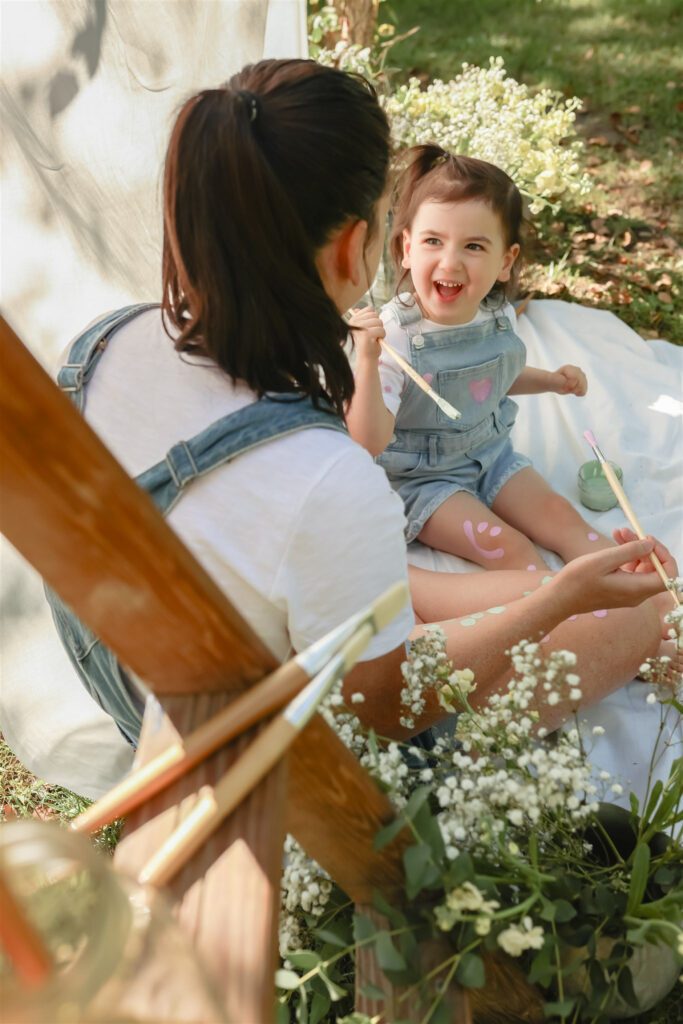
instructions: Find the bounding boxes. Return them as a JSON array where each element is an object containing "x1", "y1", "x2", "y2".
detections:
[
  {"x1": 553, "y1": 538, "x2": 673, "y2": 615},
  {"x1": 348, "y1": 306, "x2": 385, "y2": 362},
  {"x1": 612, "y1": 527, "x2": 679, "y2": 577}
]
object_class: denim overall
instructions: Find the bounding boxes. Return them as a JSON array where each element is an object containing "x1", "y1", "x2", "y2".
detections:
[
  {"x1": 45, "y1": 304, "x2": 348, "y2": 746},
  {"x1": 376, "y1": 297, "x2": 531, "y2": 542}
]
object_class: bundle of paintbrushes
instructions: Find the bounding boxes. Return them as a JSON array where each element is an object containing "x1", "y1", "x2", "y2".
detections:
[{"x1": 72, "y1": 581, "x2": 408, "y2": 886}]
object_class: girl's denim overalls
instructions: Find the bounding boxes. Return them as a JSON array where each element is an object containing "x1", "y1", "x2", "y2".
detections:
[
  {"x1": 45, "y1": 305, "x2": 348, "y2": 746},
  {"x1": 376, "y1": 297, "x2": 532, "y2": 542}
]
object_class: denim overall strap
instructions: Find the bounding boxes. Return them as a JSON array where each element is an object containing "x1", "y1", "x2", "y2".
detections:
[
  {"x1": 46, "y1": 307, "x2": 347, "y2": 746},
  {"x1": 136, "y1": 395, "x2": 348, "y2": 516},
  {"x1": 387, "y1": 295, "x2": 423, "y2": 328},
  {"x1": 57, "y1": 303, "x2": 159, "y2": 412}
]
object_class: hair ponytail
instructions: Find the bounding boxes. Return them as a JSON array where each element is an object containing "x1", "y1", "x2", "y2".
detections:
[{"x1": 161, "y1": 60, "x2": 391, "y2": 417}]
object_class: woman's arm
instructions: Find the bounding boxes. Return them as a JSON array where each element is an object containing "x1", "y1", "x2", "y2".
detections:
[
  {"x1": 344, "y1": 538, "x2": 675, "y2": 739},
  {"x1": 508, "y1": 364, "x2": 587, "y2": 396},
  {"x1": 345, "y1": 308, "x2": 396, "y2": 456}
]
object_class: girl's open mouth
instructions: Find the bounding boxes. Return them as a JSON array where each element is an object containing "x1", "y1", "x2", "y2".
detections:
[{"x1": 434, "y1": 280, "x2": 463, "y2": 301}]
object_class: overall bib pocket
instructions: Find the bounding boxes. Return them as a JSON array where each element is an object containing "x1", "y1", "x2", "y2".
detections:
[{"x1": 436, "y1": 354, "x2": 503, "y2": 428}]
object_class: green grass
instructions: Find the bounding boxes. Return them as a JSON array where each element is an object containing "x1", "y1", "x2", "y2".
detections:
[
  {"x1": 0, "y1": 735, "x2": 122, "y2": 853},
  {"x1": 379, "y1": 0, "x2": 683, "y2": 342}
]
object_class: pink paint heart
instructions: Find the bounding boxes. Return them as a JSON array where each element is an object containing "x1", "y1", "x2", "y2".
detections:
[
  {"x1": 477, "y1": 521, "x2": 488, "y2": 533},
  {"x1": 422, "y1": 372, "x2": 434, "y2": 384},
  {"x1": 469, "y1": 378, "x2": 492, "y2": 403}
]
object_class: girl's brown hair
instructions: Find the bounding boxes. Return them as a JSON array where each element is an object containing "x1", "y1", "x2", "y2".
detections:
[
  {"x1": 389, "y1": 144, "x2": 528, "y2": 302},
  {"x1": 162, "y1": 59, "x2": 391, "y2": 417}
]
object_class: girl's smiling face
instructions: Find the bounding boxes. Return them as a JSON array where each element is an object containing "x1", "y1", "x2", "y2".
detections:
[{"x1": 402, "y1": 198, "x2": 520, "y2": 325}]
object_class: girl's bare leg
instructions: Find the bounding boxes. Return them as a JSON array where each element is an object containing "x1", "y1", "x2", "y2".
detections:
[
  {"x1": 417, "y1": 490, "x2": 552, "y2": 571},
  {"x1": 492, "y1": 467, "x2": 612, "y2": 562}
]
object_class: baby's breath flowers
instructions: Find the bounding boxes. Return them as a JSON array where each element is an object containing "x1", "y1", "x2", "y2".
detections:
[
  {"x1": 278, "y1": 630, "x2": 683, "y2": 1020},
  {"x1": 383, "y1": 58, "x2": 590, "y2": 213}
]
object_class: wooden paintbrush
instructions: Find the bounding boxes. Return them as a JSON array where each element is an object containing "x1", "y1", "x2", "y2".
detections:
[
  {"x1": 0, "y1": 870, "x2": 53, "y2": 988},
  {"x1": 379, "y1": 339, "x2": 462, "y2": 421},
  {"x1": 583, "y1": 429, "x2": 680, "y2": 606},
  {"x1": 136, "y1": 580, "x2": 407, "y2": 887}
]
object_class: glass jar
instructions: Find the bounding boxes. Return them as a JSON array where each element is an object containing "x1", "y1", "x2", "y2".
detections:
[
  {"x1": 0, "y1": 820, "x2": 229, "y2": 1023},
  {"x1": 577, "y1": 459, "x2": 623, "y2": 512}
]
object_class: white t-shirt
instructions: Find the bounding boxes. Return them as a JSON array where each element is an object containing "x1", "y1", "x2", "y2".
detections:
[
  {"x1": 70, "y1": 308, "x2": 414, "y2": 664},
  {"x1": 378, "y1": 295, "x2": 518, "y2": 415}
]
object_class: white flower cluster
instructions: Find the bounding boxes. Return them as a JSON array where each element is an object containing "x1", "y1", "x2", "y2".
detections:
[
  {"x1": 497, "y1": 916, "x2": 545, "y2": 957},
  {"x1": 279, "y1": 835, "x2": 333, "y2": 958},
  {"x1": 432, "y1": 641, "x2": 600, "y2": 857},
  {"x1": 435, "y1": 880, "x2": 500, "y2": 933},
  {"x1": 399, "y1": 624, "x2": 454, "y2": 729},
  {"x1": 382, "y1": 58, "x2": 591, "y2": 213}
]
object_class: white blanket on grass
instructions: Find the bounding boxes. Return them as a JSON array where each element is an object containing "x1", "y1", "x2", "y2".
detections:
[{"x1": 1, "y1": 300, "x2": 681, "y2": 803}]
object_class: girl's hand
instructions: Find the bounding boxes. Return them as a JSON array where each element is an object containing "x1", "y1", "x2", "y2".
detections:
[
  {"x1": 348, "y1": 307, "x2": 385, "y2": 361},
  {"x1": 613, "y1": 527, "x2": 679, "y2": 577},
  {"x1": 553, "y1": 364, "x2": 587, "y2": 396},
  {"x1": 553, "y1": 538, "x2": 672, "y2": 615}
]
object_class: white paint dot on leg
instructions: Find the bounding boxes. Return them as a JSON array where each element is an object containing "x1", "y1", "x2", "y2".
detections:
[
  {"x1": 541, "y1": 576, "x2": 553, "y2": 584},
  {"x1": 471, "y1": 612, "x2": 485, "y2": 619},
  {"x1": 486, "y1": 606, "x2": 507, "y2": 614},
  {"x1": 460, "y1": 617, "x2": 478, "y2": 627},
  {"x1": 523, "y1": 590, "x2": 532, "y2": 596}
]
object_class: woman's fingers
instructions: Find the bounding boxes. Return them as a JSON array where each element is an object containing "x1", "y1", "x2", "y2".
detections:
[{"x1": 613, "y1": 528, "x2": 678, "y2": 577}]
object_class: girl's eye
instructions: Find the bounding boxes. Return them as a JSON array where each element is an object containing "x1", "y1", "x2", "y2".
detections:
[
  {"x1": 424, "y1": 237, "x2": 441, "y2": 246},
  {"x1": 466, "y1": 243, "x2": 484, "y2": 251}
]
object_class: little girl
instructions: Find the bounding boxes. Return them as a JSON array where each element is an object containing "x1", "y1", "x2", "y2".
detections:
[{"x1": 347, "y1": 144, "x2": 611, "y2": 572}]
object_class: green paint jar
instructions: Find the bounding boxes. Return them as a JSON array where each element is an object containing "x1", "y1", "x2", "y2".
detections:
[{"x1": 577, "y1": 459, "x2": 623, "y2": 512}]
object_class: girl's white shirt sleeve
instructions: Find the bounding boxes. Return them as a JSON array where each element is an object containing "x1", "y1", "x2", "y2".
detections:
[{"x1": 377, "y1": 307, "x2": 411, "y2": 416}]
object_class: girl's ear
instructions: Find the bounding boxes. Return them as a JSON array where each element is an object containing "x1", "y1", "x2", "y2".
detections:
[
  {"x1": 401, "y1": 228, "x2": 412, "y2": 270},
  {"x1": 497, "y1": 243, "x2": 521, "y2": 283}
]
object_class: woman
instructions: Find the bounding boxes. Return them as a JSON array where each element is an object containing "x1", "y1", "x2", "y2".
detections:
[{"x1": 47, "y1": 58, "x2": 676, "y2": 749}]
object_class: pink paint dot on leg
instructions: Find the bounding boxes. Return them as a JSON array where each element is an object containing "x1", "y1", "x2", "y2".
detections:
[
  {"x1": 477, "y1": 521, "x2": 488, "y2": 533},
  {"x1": 526, "y1": 564, "x2": 537, "y2": 571},
  {"x1": 569, "y1": 614, "x2": 578, "y2": 621},
  {"x1": 489, "y1": 526, "x2": 502, "y2": 537},
  {"x1": 588, "y1": 532, "x2": 599, "y2": 541},
  {"x1": 593, "y1": 609, "x2": 608, "y2": 618},
  {"x1": 541, "y1": 634, "x2": 551, "y2": 644}
]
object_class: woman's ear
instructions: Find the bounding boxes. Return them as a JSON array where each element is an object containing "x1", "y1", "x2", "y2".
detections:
[
  {"x1": 497, "y1": 242, "x2": 521, "y2": 282},
  {"x1": 335, "y1": 218, "x2": 368, "y2": 287},
  {"x1": 401, "y1": 229, "x2": 412, "y2": 270}
]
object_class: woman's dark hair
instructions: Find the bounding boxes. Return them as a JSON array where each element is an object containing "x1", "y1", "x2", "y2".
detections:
[
  {"x1": 162, "y1": 59, "x2": 391, "y2": 416},
  {"x1": 389, "y1": 144, "x2": 528, "y2": 302}
]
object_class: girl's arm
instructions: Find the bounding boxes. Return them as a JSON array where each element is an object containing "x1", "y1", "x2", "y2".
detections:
[
  {"x1": 508, "y1": 364, "x2": 587, "y2": 396},
  {"x1": 345, "y1": 308, "x2": 396, "y2": 456}
]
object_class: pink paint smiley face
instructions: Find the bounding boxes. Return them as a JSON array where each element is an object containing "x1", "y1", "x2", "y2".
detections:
[{"x1": 469, "y1": 378, "x2": 493, "y2": 403}]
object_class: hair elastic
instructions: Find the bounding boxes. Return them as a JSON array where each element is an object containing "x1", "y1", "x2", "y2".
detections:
[{"x1": 237, "y1": 89, "x2": 259, "y2": 123}]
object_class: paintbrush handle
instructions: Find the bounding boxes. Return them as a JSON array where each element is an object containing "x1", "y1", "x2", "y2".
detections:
[
  {"x1": 138, "y1": 716, "x2": 296, "y2": 887},
  {"x1": 72, "y1": 661, "x2": 310, "y2": 834},
  {"x1": 601, "y1": 461, "x2": 680, "y2": 605},
  {"x1": 380, "y1": 340, "x2": 440, "y2": 401}
]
